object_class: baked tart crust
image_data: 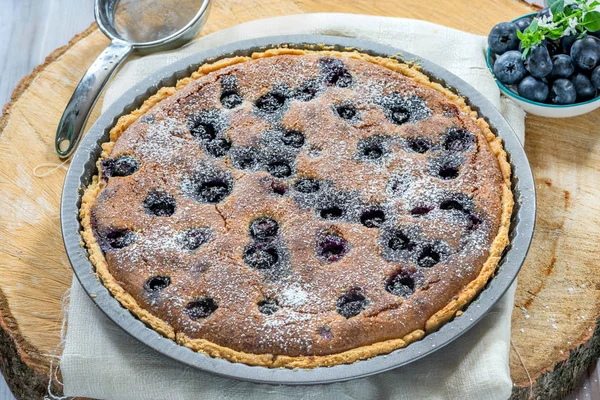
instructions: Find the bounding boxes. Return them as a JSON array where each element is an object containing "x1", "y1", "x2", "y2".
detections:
[{"x1": 80, "y1": 48, "x2": 513, "y2": 369}]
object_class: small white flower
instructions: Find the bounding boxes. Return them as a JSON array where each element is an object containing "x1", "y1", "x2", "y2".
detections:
[
  {"x1": 569, "y1": 16, "x2": 579, "y2": 28},
  {"x1": 536, "y1": 14, "x2": 558, "y2": 30},
  {"x1": 562, "y1": 17, "x2": 579, "y2": 37}
]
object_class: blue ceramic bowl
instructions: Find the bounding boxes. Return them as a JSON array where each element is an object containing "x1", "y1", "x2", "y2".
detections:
[{"x1": 486, "y1": 12, "x2": 600, "y2": 118}]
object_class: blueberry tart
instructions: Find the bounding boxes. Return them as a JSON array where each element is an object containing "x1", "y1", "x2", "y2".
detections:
[{"x1": 80, "y1": 49, "x2": 513, "y2": 368}]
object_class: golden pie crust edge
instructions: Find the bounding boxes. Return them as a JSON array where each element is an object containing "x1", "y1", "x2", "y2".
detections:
[{"x1": 79, "y1": 47, "x2": 514, "y2": 369}]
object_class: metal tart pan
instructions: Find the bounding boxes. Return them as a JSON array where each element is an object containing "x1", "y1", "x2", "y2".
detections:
[{"x1": 61, "y1": 35, "x2": 536, "y2": 385}]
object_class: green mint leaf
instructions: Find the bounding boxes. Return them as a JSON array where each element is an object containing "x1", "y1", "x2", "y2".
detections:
[
  {"x1": 583, "y1": 11, "x2": 600, "y2": 31},
  {"x1": 564, "y1": 5, "x2": 575, "y2": 16},
  {"x1": 547, "y1": 29, "x2": 564, "y2": 39},
  {"x1": 528, "y1": 18, "x2": 539, "y2": 33},
  {"x1": 516, "y1": 30, "x2": 525, "y2": 40},
  {"x1": 549, "y1": 0, "x2": 565, "y2": 16}
]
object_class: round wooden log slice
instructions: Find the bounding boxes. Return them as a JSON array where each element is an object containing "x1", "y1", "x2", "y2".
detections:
[{"x1": 1, "y1": 1, "x2": 599, "y2": 399}]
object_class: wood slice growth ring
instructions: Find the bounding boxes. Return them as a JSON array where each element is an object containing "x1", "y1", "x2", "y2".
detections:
[{"x1": 0, "y1": 1, "x2": 599, "y2": 399}]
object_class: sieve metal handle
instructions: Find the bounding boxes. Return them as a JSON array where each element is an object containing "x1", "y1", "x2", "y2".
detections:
[{"x1": 55, "y1": 39, "x2": 133, "y2": 158}]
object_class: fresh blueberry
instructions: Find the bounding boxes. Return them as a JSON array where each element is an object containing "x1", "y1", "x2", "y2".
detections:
[
  {"x1": 488, "y1": 22, "x2": 520, "y2": 55},
  {"x1": 571, "y1": 72, "x2": 597, "y2": 100},
  {"x1": 493, "y1": 51, "x2": 527, "y2": 85},
  {"x1": 550, "y1": 54, "x2": 575, "y2": 79},
  {"x1": 560, "y1": 35, "x2": 578, "y2": 55},
  {"x1": 517, "y1": 76, "x2": 549, "y2": 102},
  {"x1": 570, "y1": 37, "x2": 600, "y2": 70},
  {"x1": 514, "y1": 17, "x2": 531, "y2": 32},
  {"x1": 592, "y1": 66, "x2": 600, "y2": 89},
  {"x1": 537, "y1": 7, "x2": 552, "y2": 19},
  {"x1": 551, "y1": 79, "x2": 577, "y2": 104},
  {"x1": 545, "y1": 40, "x2": 561, "y2": 57},
  {"x1": 525, "y1": 45, "x2": 553, "y2": 78}
]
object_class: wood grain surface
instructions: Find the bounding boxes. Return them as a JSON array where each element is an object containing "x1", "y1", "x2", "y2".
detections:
[
  {"x1": 0, "y1": 2, "x2": 95, "y2": 399},
  {"x1": 1, "y1": 0, "x2": 600, "y2": 399}
]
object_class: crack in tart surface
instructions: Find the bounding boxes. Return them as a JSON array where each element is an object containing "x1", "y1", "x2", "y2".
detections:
[{"x1": 80, "y1": 48, "x2": 513, "y2": 368}]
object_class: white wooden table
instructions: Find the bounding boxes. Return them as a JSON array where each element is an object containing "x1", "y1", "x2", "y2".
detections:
[{"x1": 0, "y1": 0, "x2": 597, "y2": 399}]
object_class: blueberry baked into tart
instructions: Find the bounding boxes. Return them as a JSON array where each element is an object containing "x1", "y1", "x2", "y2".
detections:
[{"x1": 80, "y1": 48, "x2": 513, "y2": 368}]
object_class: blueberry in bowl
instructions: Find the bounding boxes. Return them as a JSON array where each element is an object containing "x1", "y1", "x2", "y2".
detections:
[
  {"x1": 515, "y1": 17, "x2": 532, "y2": 33},
  {"x1": 549, "y1": 54, "x2": 575, "y2": 79},
  {"x1": 571, "y1": 72, "x2": 597, "y2": 100},
  {"x1": 486, "y1": 4, "x2": 600, "y2": 118},
  {"x1": 571, "y1": 36, "x2": 600, "y2": 70},
  {"x1": 551, "y1": 78, "x2": 577, "y2": 104},
  {"x1": 488, "y1": 22, "x2": 520, "y2": 55},
  {"x1": 524, "y1": 45, "x2": 552, "y2": 78},
  {"x1": 493, "y1": 51, "x2": 527, "y2": 84},
  {"x1": 592, "y1": 65, "x2": 600, "y2": 88},
  {"x1": 518, "y1": 76, "x2": 549, "y2": 102}
]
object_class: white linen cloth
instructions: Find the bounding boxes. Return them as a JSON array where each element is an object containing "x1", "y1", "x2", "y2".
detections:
[{"x1": 61, "y1": 13, "x2": 525, "y2": 400}]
